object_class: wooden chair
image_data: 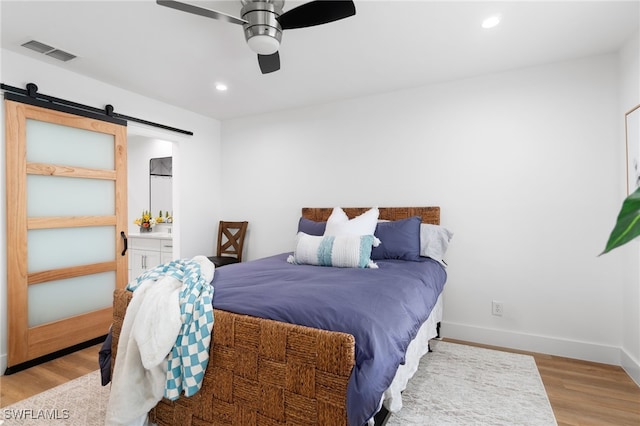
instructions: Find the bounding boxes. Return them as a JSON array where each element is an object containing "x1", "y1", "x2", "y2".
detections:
[{"x1": 207, "y1": 221, "x2": 248, "y2": 267}]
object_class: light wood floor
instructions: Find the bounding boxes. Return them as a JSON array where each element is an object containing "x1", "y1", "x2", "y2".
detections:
[
  {"x1": 1, "y1": 340, "x2": 639, "y2": 425},
  {"x1": 0, "y1": 343, "x2": 102, "y2": 408}
]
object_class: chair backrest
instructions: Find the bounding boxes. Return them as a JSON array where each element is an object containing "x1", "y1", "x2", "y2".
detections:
[{"x1": 216, "y1": 221, "x2": 249, "y2": 262}]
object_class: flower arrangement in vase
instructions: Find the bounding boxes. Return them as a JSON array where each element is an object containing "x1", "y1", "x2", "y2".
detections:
[
  {"x1": 155, "y1": 210, "x2": 165, "y2": 224},
  {"x1": 134, "y1": 210, "x2": 156, "y2": 232},
  {"x1": 154, "y1": 211, "x2": 173, "y2": 226}
]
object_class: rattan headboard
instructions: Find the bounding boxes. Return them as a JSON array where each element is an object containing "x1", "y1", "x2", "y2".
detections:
[{"x1": 301, "y1": 207, "x2": 440, "y2": 225}]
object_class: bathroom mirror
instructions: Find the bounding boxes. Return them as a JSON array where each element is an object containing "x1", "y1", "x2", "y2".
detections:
[{"x1": 149, "y1": 156, "x2": 172, "y2": 219}]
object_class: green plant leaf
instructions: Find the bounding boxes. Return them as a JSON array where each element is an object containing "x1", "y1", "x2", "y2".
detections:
[{"x1": 601, "y1": 186, "x2": 640, "y2": 254}]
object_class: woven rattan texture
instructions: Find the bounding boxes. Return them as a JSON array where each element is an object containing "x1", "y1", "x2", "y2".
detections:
[
  {"x1": 112, "y1": 289, "x2": 355, "y2": 425},
  {"x1": 301, "y1": 206, "x2": 440, "y2": 225}
]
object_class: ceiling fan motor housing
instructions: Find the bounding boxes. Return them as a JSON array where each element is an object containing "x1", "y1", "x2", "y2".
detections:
[{"x1": 241, "y1": 0, "x2": 283, "y2": 55}]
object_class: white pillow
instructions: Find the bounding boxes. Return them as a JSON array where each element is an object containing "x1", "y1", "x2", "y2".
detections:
[
  {"x1": 326, "y1": 206, "x2": 349, "y2": 223},
  {"x1": 419, "y1": 224, "x2": 454, "y2": 264},
  {"x1": 324, "y1": 207, "x2": 380, "y2": 237},
  {"x1": 287, "y1": 232, "x2": 379, "y2": 269}
]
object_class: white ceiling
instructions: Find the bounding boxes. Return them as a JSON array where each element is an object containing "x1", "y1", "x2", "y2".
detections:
[{"x1": 2, "y1": 1, "x2": 639, "y2": 120}]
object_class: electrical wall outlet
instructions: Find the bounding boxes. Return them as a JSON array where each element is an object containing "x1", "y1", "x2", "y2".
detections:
[{"x1": 492, "y1": 300, "x2": 504, "y2": 316}]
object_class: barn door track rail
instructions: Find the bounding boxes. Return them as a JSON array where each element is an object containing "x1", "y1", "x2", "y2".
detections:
[{"x1": 1, "y1": 82, "x2": 194, "y2": 136}]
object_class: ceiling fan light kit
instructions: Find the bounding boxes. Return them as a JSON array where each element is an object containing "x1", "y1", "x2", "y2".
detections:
[
  {"x1": 156, "y1": 0, "x2": 356, "y2": 74},
  {"x1": 242, "y1": 1, "x2": 283, "y2": 55}
]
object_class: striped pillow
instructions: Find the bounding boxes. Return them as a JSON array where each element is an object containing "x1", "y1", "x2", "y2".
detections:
[{"x1": 287, "y1": 233, "x2": 379, "y2": 269}]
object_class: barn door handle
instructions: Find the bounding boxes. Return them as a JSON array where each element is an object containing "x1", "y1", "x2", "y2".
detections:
[{"x1": 121, "y1": 231, "x2": 128, "y2": 256}]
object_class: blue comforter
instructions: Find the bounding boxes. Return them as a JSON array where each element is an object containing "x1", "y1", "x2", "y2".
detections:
[{"x1": 211, "y1": 253, "x2": 447, "y2": 426}]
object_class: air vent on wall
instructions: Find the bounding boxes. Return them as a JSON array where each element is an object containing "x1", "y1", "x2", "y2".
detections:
[{"x1": 21, "y1": 40, "x2": 77, "y2": 62}]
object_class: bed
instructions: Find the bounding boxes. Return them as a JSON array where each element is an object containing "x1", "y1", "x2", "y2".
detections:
[{"x1": 110, "y1": 206, "x2": 449, "y2": 425}]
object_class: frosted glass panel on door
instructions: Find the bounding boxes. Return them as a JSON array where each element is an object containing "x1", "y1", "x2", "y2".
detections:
[
  {"x1": 28, "y1": 271, "x2": 115, "y2": 327},
  {"x1": 26, "y1": 119, "x2": 114, "y2": 169},
  {"x1": 28, "y1": 227, "x2": 115, "y2": 272},
  {"x1": 27, "y1": 175, "x2": 114, "y2": 217}
]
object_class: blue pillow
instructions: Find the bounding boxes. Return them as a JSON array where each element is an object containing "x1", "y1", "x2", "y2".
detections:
[
  {"x1": 297, "y1": 217, "x2": 326, "y2": 236},
  {"x1": 371, "y1": 216, "x2": 422, "y2": 261}
]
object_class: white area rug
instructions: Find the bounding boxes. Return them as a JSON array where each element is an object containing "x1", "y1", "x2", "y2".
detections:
[
  {"x1": 0, "y1": 341, "x2": 556, "y2": 425},
  {"x1": 1, "y1": 370, "x2": 108, "y2": 426},
  {"x1": 386, "y1": 340, "x2": 557, "y2": 425}
]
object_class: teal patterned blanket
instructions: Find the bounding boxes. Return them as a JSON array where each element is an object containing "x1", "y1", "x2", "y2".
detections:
[{"x1": 127, "y1": 257, "x2": 214, "y2": 399}]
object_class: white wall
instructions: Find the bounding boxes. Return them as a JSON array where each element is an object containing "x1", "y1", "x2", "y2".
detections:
[
  {"x1": 221, "y1": 52, "x2": 635, "y2": 368},
  {"x1": 1, "y1": 43, "x2": 637, "y2": 380},
  {"x1": 618, "y1": 30, "x2": 640, "y2": 385},
  {"x1": 0, "y1": 49, "x2": 222, "y2": 373}
]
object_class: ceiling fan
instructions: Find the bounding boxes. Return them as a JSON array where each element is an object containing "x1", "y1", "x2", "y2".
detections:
[{"x1": 156, "y1": 0, "x2": 356, "y2": 74}]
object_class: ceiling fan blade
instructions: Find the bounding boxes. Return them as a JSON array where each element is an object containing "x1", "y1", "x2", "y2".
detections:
[
  {"x1": 258, "y1": 52, "x2": 280, "y2": 74},
  {"x1": 156, "y1": 0, "x2": 247, "y2": 25},
  {"x1": 278, "y1": 0, "x2": 355, "y2": 30}
]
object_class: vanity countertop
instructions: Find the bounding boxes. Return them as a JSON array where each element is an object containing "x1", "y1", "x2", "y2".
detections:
[{"x1": 128, "y1": 231, "x2": 173, "y2": 239}]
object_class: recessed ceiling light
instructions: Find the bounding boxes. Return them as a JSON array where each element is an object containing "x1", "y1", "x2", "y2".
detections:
[
  {"x1": 215, "y1": 83, "x2": 228, "y2": 91},
  {"x1": 482, "y1": 15, "x2": 501, "y2": 29}
]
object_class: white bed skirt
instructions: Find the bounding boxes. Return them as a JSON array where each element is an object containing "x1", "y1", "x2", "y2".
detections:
[{"x1": 368, "y1": 293, "x2": 444, "y2": 424}]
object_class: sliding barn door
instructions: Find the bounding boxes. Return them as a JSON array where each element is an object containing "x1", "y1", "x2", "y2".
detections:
[{"x1": 5, "y1": 99, "x2": 128, "y2": 368}]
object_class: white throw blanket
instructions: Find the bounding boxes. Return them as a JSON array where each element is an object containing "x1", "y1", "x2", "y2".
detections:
[{"x1": 105, "y1": 256, "x2": 215, "y2": 426}]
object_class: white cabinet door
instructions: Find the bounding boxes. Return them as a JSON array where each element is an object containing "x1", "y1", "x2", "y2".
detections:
[
  {"x1": 161, "y1": 239, "x2": 174, "y2": 264},
  {"x1": 130, "y1": 249, "x2": 161, "y2": 280},
  {"x1": 161, "y1": 252, "x2": 173, "y2": 264},
  {"x1": 128, "y1": 236, "x2": 172, "y2": 282}
]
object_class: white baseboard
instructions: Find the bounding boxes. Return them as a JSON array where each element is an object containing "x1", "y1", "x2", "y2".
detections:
[
  {"x1": 0, "y1": 353, "x2": 6, "y2": 376},
  {"x1": 621, "y1": 347, "x2": 640, "y2": 386},
  {"x1": 441, "y1": 321, "x2": 623, "y2": 366}
]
